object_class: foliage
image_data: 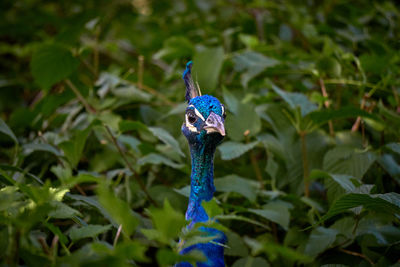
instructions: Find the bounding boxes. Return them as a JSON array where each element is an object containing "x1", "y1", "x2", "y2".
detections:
[{"x1": 1, "y1": 0, "x2": 400, "y2": 266}]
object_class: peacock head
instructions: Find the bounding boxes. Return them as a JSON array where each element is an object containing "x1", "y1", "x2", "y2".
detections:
[{"x1": 181, "y1": 61, "x2": 226, "y2": 147}]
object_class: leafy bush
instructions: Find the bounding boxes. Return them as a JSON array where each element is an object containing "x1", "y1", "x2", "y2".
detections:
[{"x1": 1, "y1": 0, "x2": 400, "y2": 266}]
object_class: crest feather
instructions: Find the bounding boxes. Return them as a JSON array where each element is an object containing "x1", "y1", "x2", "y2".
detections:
[{"x1": 183, "y1": 61, "x2": 201, "y2": 102}]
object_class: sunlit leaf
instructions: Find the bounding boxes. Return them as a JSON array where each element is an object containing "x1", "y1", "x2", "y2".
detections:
[
  {"x1": 145, "y1": 199, "x2": 186, "y2": 244},
  {"x1": 202, "y1": 198, "x2": 223, "y2": 218},
  {"x1": 97, "y1": 184, "x2": 139, "y2": 236}
]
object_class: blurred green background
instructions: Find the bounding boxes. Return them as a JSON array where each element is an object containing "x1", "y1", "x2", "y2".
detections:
[{"x1": 1, "y1": 0, "x2": 400, "y2": 266}]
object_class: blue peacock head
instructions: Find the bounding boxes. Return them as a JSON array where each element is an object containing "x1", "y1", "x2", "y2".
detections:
[{"x1": 181, "y1": 61, "x2": 226, "y2": 147}]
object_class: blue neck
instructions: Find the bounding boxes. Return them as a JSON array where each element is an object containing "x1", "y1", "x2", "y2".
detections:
[{"x1": 186, "y1": 141, "x2": 216, "y2": 223}]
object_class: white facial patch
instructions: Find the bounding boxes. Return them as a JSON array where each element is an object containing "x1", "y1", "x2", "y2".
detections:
[
  {"x1": 185, "y1": 114, "x2": 198, "y2": 133},
  {"x1": 188, "y1": 105, "x2": 205, "y2": 121},
  {"x1": 205, "y1": 128, "x2": 219, "y2": 134},
  {"x1": 221, "y1": 105, "x2": 224, "y2": 115}
]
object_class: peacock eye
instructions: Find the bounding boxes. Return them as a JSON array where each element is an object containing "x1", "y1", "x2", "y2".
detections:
[{"x1": 187, "y1": 111, "x2": 197, "y2": 124}]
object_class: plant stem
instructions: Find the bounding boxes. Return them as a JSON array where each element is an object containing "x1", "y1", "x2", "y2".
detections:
[
  {"x1": 65, "y1": 79, "x2": 97, "y2": 114},
  {"x1": 113, "y1": 224, "x2": 122, "y2": 247},
  {"x1": 339, "y1": 248, "x2": 374, "y2": 266},
  {"x1": 351, "y1": 94, "x2": 367, "y2": 132},
  {"x1": 104, "y1": 125, "x2": 158, "y2": 207},
  {"x1": 300, "y1": 131, "x2": 310, "y2": 197},
  {"x1": 319, "y1": 78, "x2": 334, "y2": 136},
  {"x1": 246, "y1": 135, "x2": 264, "y2": 189},
  {"x1": 94, "y1": 27, "x2": 100, "y2": 78},
  {"x1": 324, "y1": 79, "x2": 375, "y2": 88},
  {"x1": 138, "y1": 55, "x2": 144, "y2": 90}
]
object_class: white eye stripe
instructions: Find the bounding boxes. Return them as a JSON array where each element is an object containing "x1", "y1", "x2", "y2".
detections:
[
  {"x1": 187, "y1": 105, "x2": 205, "y2": 121},
  {"x1": 221, "y1": 105, "x2": 224, "y2": 115},
  {"x1": 194, "y1": 108, "x2": 205, "y2": 121}
]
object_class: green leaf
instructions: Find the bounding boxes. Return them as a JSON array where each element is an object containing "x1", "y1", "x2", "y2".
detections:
[
  {"x1": 0, "y1": 118, "x2": 18, "y2": 144},
  {"x1": 233, "y1": 51, "x2": 279, "y2": 87},
  {"x1": 67, "y1": 194, "x2": 116, "y2": 227},
  {"x1": 30, "y1": 44, "x2": 79, "y2": 90},
  {"x1": 97, "y1": 184, "x2": 139, "y2": 237},
  {"x1": 323, "y1": 146, "x2": 376, "y2": 179},
  {"x1": 156, "y1": 248, "x2": 205, "y2": 267},
  {"x1": 309, "y1": 170, "x2": 358, "y2": 192},
  {"x1": 225, "y1": 231, "x2": 249, "y2": 257},
  {"x1": 316, "y1": 57, "x2": 342, "y2": 78},
  {"x1": 270, "y1": 84, "x2": 317, "y2": 117},
  {"x1": 43, "y1": 221, "x2": 69, "y2": 246},
  {"x1": 192, "y1": 46, "x2": 224, "y2": 91},
  {"x1": 304, "y1": 227, "x2": 338, "y2": 257},
  {"x1": 69, "y1": 224, "x2": 111, "y2": 241},
  {"x1": 119, "y1": 120, "x2": 149, "y2": 133},
  {"x1": 182, "y1": 233, "x2": 220, "y2": 250},
  {"x1": 23, "y1": 143, "x2": 62, "y2": 157},
  {"x1": 265, "y1": 152, "x2": 279, "y2": 181},
  {"x1": 215, "y1": 214, "x2": 270, "y2": 230},
  {"x1": 153, "y1": 36, "x2": 194, "y2": 60},
  {"x1": 217, "y1": 141, "x2": 258, "y2": 160},
  {"x1": 321, "y1": 193, "x2": 400, "y2": 223},
  {"x1": 0, "y1": 164, "x2": 43, "y2": 185},
  {"x1": 223, "y1": 87, "x2": 239, "y2": 114},
  {"x1": 225, "y1": 103, "x2": 261, "y2": 141},
  {"x1": 214, "y1": 175, "x2": 257, "y2": 202},
  {"x1": 137, "y1": 153, "x2": 183, "y2": 169},
  {"x1": 202, "y1": 198, "x2": 223, "y2": 218},
  {"x1": 248, "y1": 201, "x2": 292, "y2": 230},
  {"x1": 244, "y1": 236, "x2": 312, "y2": 263},
  {"x1": 360, "y1": 53, "x2": 388, "y2": 75},
  {"x1": 378, "y1": 101, "x2": 400, "y2": 134},
  {"x1": 145, "y1": 199, "x2": 186, "y2": 244},
  {"x1": 49, "y1": 201, "x2": 82, "y2": 219},
  {"x1": 232, "y1": 257, "x2": 270, "y2": 267},
  {"x1": 386, "y1": 143, "x2": 400, "y2": 155},
  {"x1": 113, "y1": 241, "x2": 149, "y2": 262},
  {"x1": 148, "y1": 127, "x2": 185, "y2": 157},
  {"x1": 59, "y1": 127, "x2": 91, "y2": 168},
  {"x1": 307, "y1": 106, "x2": 381, "y2": 126},
  {"x1": 113, "y1": 85, "x2": 152, "y2": 102}
]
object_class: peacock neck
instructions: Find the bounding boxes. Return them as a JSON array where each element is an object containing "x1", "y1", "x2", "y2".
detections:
[{"x1": 186, "y1": 141, "x2": 216, "y2": 224}]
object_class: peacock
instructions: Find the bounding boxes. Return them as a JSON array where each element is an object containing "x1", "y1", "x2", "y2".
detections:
[{"x1": 175, "y1": 61, "x2": 227, "y2": 267}]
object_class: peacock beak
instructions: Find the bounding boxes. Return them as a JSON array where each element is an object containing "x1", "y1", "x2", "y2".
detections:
[{"x1": 203, "y1": 112, "x2": 225, "y2": 136}]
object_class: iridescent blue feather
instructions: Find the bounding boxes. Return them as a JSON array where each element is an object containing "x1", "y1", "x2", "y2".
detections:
[{"x1": 177, "y1": 62, "x2": 226, "y2": 267}]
